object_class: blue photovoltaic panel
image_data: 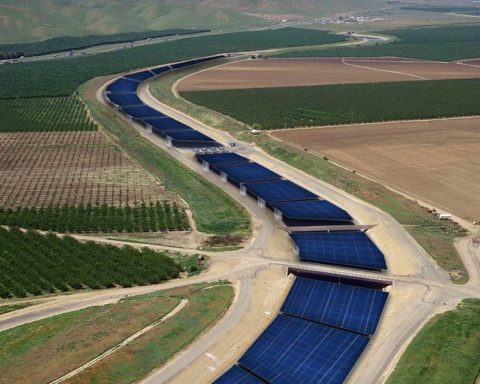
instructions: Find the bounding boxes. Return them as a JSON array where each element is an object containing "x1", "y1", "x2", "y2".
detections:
[
  {"x1": 123, "y1": 70, "x2": 155, "y2": 82},
  {"x1": 291, "y1": 231, "x2": 387, "y2": 270},
  {"x1": 171, "y1": 55, "x2": 225, "y2": 69},
  {"x1": 107, "y1": 93, "x2": 143, "y2": 107},
  {"x1": 106, "y1": 78, "x2": 139, "y2": 93},
  {"x1": 150, "y1": 66, "x2": 171, "y2": 76},
  {"x1": 121, "y1": 105, "x2": 165, "y2": 119},
  {"x1": 165, "y1": 130, "x2": 217, "y2": 142},
  {"x1": 214, "y1": 366, "x2": 265, "y2": 384},
  {"x1": 244, "y1": 180, "x2": 317, "y2": 203},
  {"x1": 143, "y1": 117, "x2": 193, "y2": 131},
  {"x1": 271, "y1": 200, "x2": 352, "y2": 222},
  {"x1": 239, "y1": 314, "x2": 369, "y2": 384},
  {"x1": 282, "y1": 277, "x2": 388, "y2": 335},
  {"x1": 214, "y1": 163, "x2": 282, "y2": 184},
  {"x1": 196, "y1": 153, "x2": 249, "y2": 166}
]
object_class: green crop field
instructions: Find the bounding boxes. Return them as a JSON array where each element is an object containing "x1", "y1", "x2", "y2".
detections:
[
  {"x1": 276, "y1": 24, "x2": 480, "y2": 62},
  {"x1": 182, "y1": 78, "x2": 480, "y2": 128},
  {"x1": 387, "y1": 299, "x2": 480, "y2": 384},
  {"x1": 0, "y1": 28, "x2": 344, "y2": 98},
  {"x1": 0, "y1": 202, "x2": 189, "y2": 233},
  {"x1": 0, "y1": 29, "x2": 207, "y2": 57},
  {"x1": 0, "y1": 97, "x2": 96, "y2": 132},
  {"x1": 400, "y1": 5, "x2": 480, "y2": 16},
  {"x1": 0, "y1": 227, "x2": 182, "y2": 298}
]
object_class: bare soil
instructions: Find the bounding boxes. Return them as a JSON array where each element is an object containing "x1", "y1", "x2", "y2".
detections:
[
  {"x1": 177, "y1": 58, "x2": 480, "y2": 91},
  {"x1": 271, "y1": 117, "x2": 480, "y2": 222},
  {"x1": 0, "y1": 131, "x2": 173, "y2": 208}
]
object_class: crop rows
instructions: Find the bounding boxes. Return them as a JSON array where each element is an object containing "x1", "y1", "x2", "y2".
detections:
[
  {"x1": 0, "y1": 28, "x2": 344, "y2": 98},
  {"x1": 0, "y1": 227, "x2": 182, "y2": 298},
  {"x1": 277, "y1": 24, "x2": 480, "y2": 62},
  {"x1": 0, "y1": 201, "x2": 189, "y2": 232},
  {"x1": 0, "y1": 96, "x2": 96, "y2": 132},
  {"x1": 0, "y1": 131, "x2": 171, "y2": 208},
  {"x1": 182, "y1": 78, "x2": 480, "y2": 128}
]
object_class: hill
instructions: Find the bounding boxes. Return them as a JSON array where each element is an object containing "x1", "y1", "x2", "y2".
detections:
[{"x1": 0, "y1": 0, "x2": 384, "y2": 43}]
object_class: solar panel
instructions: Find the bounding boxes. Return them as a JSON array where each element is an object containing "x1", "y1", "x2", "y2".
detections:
[
  {"x1": 123, "y1": 70, "x2": 156, "y2": 82},
  {"x1": 214, "y1": 366, "x2": 265, "y2": 384},
  {"x1": 291, "y1": 231, "x2": 387, "y2": 270},
  {"x1": 150, "y1": 66, "x2": 171, "y2": 76},
  {"x1": 244, "y1": 180, "x2": 317, "y2": 203},
  {"x1": 143, "y1": 117, "x2": 193, "y2": 131},
  {"x1": 271, "y1": 200, "x2": 352, "y2": 223},
  {"x1": 165, "y1": 130, "x2": 217, "y2": 142},
  {"x1": 282, "y1": 277, "x2": 388, "y2": 335},
  {"x1": 121, "y1": 105, "x2": 165, "y2": 120},
  {"x1": 171, "y1": 55, "x2": 225, "y2": 70},
  {"x1": 106, "y1": 78, "x2": 139, "y2": 93},
  {"x1": 239, "y1": 314, "x2": 369, "y2": 384},
  {"x1": 107, "y1": 93, "x2": 144, "y2": 107},
  {"x1": 196, "y1": 153, "x2": 249, "y2": 166},
  {"x1": 213, "y1": 163, "x2": 282, "y2": 185}
]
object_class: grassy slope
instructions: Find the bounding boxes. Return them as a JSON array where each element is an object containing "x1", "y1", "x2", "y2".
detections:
[
  {"x1": 149, "y1": 66, "x2": 468, "y2": 283},
  {"x1": 0, "y1": 1, "x2": 268, "y2": 43},
  {"x1": 79, "y1": 78, "x2": 251, "y2": 236},
  {"x1": 65, "y1": 284, "x2": 233, "y2": 383},
  {"x1": 277, "y1": 24, "x2": 480, "y2": 61},
  {"x1": 181, "y1": 78, "x2": 480, "y2": 129},
  {"x1": 0, "y1": 28, "x2": 344, "y2": 98},
  {"x1": 387, "y1": 299, "x2": 480, "y2": 384},
  {"x1": 0, "y1": 282, "x2": 233, "y2": 384},
  {"x1": 0, "y1": 0, "x2": 390, "y2": 44}
]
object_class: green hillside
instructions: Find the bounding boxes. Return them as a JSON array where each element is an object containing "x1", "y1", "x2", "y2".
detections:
[{"x1": 0, "y1": 0, "x2": 385, "y2": 43}]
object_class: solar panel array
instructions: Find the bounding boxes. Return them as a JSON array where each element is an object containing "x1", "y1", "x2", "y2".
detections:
[
  {"x1": 105, "y1": 54, "x2": 391, "y2": 384},
  {"x1": 281, "y1": 277, "x2": 388, "y2": 335},
  {"x1": 105, "y1": 55, "x2": 226, "y2": 148},
  {"x1": 271, "y1": 199, "x2": 353, "y2": 225},
  {"x1": 215, "y1": 274, "x2": 389, "y2": 384},
  {"x1": 213, "y1": 163, "x2": 282, "y2": 185},
  {"x1": 244, "y1": 179, "x2": 318, "y2": 203},
  {"x1": 197, "y1": 152, "x2": 250, "y2": 166},
  {"x1": 291, "y1": 231, "x2": 387, "y2": 271},
  {"x1": 238, "y1": 314, "x2": 369, "y2": 384},
  {"x1": 215, "y1": 366, "x2": 265, "y2": 384}
]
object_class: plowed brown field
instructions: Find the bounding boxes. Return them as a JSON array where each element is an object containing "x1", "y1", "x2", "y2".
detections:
[
  {"x1": 271, "y1": 117, "x2": 480, "y2": 222},
  {"x1": 0, "y1": 131, "x2": 171, "y2": 208},
  {"x1": 177, "y1": 58, "x2": 480, "y2": 91}
]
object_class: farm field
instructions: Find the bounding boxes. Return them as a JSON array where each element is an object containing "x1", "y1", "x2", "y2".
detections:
[
  {"x1": 0, "y1": 130, "x2": 171, "y2": 208},
  {"x1": 0, "y1": 201, "x2": 189, "y2": 233},
  {"x1": 0, "y1": 97, "x2": 96, "y2": 132},
  {"x1": 181, "y1": 78, "x2": 480, "y2": 128},
  {"x1": 0, "y1": 282, "x2": 232, "y2": 384},
  {"x1": 0, "y1": 227, "x2": 184, "y2": 298},
  {"x1": 0, "y1": 28, "x2": 344, "y2": 98},
  {"x1": 177, "y1": 58, "x2": 480, "y2": 91},
  {"x1": 271, "y1": 117, "x2": 480, "y2": 222},
  {"x1": 0, "y1": 28, "x2": 207, "y2": 57},
  {"x1": 276, "y1": 24, "x2": 480, "y2": 62}
]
